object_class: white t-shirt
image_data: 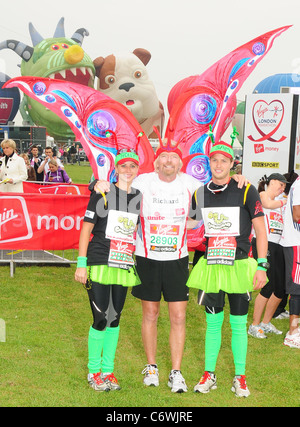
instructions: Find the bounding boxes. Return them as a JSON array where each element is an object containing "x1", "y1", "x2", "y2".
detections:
[
  {"x1": 280, "y1": 177, "x2": 300, "y2": 247},
  {"x1": 133, "y1": 172, "x2": 201, "y2": 260}
]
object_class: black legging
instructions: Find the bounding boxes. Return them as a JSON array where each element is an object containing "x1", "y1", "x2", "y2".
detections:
[
  {"x1": 205, "y1": 293, "x2": 250, "y2": 316},
  {"x1": 87, "y1": 282, "x2": 128, "y2": 331}
]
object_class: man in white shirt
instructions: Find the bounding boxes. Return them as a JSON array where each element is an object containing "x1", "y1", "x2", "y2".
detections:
[
  {"x1": 37, "y1": 146, "x2": 64, "y2": 181},
  {"x1": 280, "y1": 176, "x2": 300, "y2": 348}
]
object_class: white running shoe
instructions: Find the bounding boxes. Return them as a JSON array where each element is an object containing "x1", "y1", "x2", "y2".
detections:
[
  {"x1": 168, "y1": 370, "x2": 188, "y2": 393},
  {"x1": 142, "y1": 364, "x2": 159, "y2": 387},
  {"x1": 194, "y1": 371, "x2": 217, "y2": 393},
  {"x1": 87, "y1": 372, "x2": 110, "y2": 392},
  {"x1": 231, "y1": 375, "x2": 250, "y2": 397},
  {"x1": 274, "y1": 310, "x2": 289, "y2": 320},
  {"x1": 248, "y1": 324, "x2": 267, "y2": 339},
  {"x1": 102, "y1": 372, "x2": 121, "y2": 390},
  {"x1": 260, "y1": 322, "x2": 283, "y2": 335},
  {"x1": 284, "y1": 330, "x2": 300, "y2": 349}
]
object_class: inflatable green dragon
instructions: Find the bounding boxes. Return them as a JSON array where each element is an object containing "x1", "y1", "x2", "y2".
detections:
[{"x1": 0, "y1": 17, "x2": 95, "y2": 140}]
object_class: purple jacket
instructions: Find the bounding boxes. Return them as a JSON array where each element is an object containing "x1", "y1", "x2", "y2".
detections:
[{"x1": 45, "y1": 167, "x2": 71, "y2": 183}]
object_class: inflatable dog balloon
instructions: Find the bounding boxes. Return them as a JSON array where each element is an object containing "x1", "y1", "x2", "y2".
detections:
[
  {"x1": 94, "y1": 49, "x2": 164, "y2": 138},
  {"x1": 165, "y1": 26, "x2": 291, "y2": 184},
  {"x1": 4, "y1": 76, "x2": 154, "y2": 181},
  {"x1": 0, "y1": 17, "x2": 95, "y2": 140}
]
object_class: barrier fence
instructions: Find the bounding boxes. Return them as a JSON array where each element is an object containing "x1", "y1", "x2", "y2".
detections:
[{"x1": 0, "y1": 181, "x2": 89, "y2": 276}]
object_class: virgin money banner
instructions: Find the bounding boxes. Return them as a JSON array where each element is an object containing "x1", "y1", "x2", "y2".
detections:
[
  {"x1": 0, "y1": 193, "x2": 89, "y2": 250},
  {"x1": 23, "y1": 181, "x2": 90, "y2": 195},
  {"x1": 242, "y1": 93, "x2": 298, "y2": 186}
]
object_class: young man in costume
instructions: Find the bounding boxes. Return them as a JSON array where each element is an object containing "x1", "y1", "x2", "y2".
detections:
[{"x1": 187, "y1": 138, "x2": 268, "y2": 397}]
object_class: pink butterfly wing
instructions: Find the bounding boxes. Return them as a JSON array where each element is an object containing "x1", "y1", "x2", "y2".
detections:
[{"x1": 4, "y1": 76, "x2": 155, "y2": 181}]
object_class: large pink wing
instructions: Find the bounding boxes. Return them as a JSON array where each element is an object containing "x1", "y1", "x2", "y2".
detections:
[
  {"x1": 4, "y1": 76, "x2": 155, "y2": 181},
  {"x1": 166, "y1": 25, "x2": 291, "y2": 184}
]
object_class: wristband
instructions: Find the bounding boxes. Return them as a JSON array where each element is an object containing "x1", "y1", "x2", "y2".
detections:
[
  {"x1": 257, "y1": 258, "x2": 267, "y2": 263},
  {"x1": 257, "y1": 265, "x2": 267, "y2": 272},
  {"x1": 77, "y1": 256, "x2": 87, "y2": 268},
  {"x1": 257, "y1": 258, "x2": 270, "y2": 272}
]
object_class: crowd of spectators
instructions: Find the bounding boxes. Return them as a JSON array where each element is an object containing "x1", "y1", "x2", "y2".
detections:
[{"x1": 0, "y1": 140, "x2": 74, "y2": 188}]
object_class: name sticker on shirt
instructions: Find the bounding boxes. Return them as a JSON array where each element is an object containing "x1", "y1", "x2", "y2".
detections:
[
  {"x1": 202, "y1": 207, "x2": 240, "y2": 237},
  {"x1": 105, "y1": 210, "x2": 138, "y2": 244}
]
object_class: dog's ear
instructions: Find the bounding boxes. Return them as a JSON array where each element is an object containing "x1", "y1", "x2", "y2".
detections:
[
  {"x1": 93, "y1": 56, "x2": 105, "y2": 78},
  {"x1": 133, "y1": 48, "x2": 151, "y2": 66}
]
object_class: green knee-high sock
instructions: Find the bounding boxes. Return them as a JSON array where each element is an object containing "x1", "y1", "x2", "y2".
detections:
[
  {"x1": 102, "y1": 326, "x2": 120, "y2": 374},
  {"x1": 205, "y1": 311, "x2": 224, "y2": 372},
  {"x1": 230, "y1": 314, "x2": 248, "y2": 376},
  {"x1": 87, "y1": 326, "x2": 106, "y2": 374}
]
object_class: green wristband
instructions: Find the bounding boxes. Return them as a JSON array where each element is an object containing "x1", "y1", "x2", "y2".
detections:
[
  {"x1": 257, "y1": 266, "x2": 267, "y2": 272},
  {"x1": 77, "y1": 256, "x2": 87, "y2": 268},
  {"x1": 257, "y1": 258, "x2": 267, "y2": 263}
]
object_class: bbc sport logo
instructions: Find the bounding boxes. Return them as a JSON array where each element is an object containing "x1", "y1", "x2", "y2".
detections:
[{"x1": 0, "y1": 196, "x2": 33, "y2": 244}]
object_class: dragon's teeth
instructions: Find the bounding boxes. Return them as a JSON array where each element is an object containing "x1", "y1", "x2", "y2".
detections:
[
  {"x1": 59, "y1": 69, "x2": 66, "y2": 79},
  {"x1": 80, "y1": 67, "x2": 87, "y2": 75},
  {"x1": 70, "y1": 68, "x2": 77, "y2": 76}
]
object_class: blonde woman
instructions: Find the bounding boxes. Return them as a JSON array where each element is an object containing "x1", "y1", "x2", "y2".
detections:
[{"x1": 0, "y1": 139, "x2": 27, "y2": 192}]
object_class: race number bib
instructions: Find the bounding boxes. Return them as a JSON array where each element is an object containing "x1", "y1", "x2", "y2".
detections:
[
  {"x1": 202, "y1": 207, "x2": 240, "y2": 237},
  {"x1": 269, "y1": 211, "x2": 283, "y2": 235},
  {"x1": 149, "y1": 224, "x2": 180, "y2": 253},
  {"x1": 207, "y1": 236, "x2": 237, "y2": 266},
  {"x1": 108, "y1": 240, "x2": 135, "y2": 269}
]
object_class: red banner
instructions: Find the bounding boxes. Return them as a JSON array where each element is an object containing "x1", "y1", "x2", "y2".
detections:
[
  {"x1": 22, "y1": 181, "x2": 90, "y2": 195},
  {"x1": 0, "y1": 192, "x2": 89, "y2": 250}
]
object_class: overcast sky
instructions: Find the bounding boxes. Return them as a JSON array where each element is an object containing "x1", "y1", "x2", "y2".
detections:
[{"x1": 0, "y1": 0, "x2": 299, "y2": 131}]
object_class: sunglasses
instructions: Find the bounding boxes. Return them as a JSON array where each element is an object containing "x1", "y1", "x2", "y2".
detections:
[
  {"x1": 118, "y1": 148, "x2": 138, "y2": 155},
  {"x1": 207, "y1": 180, "x2": 229, "y2": 194}
]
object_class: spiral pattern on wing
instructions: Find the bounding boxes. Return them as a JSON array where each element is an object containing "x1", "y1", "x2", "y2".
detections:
[
  {"x1": 186, "y1": 155, "x2": 211, "y2": 184},
  {"x1": 191, "y1": 94, "x2": 217, "y2": 124},
  {"x1": 252, "y1": 42, "x2": 265, "y2": 56},
  {"x1": 87, "y1": 110, "x2": 116, "y2": 138}
]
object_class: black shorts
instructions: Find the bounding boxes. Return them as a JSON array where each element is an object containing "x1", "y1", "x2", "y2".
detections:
[
  {"x1": 283, "y1": 246, "x2": 300, "y2": 296},
  {"x1": 198, "y1": 290, "x2": 251, "y2": 316},
  {"x1": 252, "y1": 238, "x2": 285, "y2": 299},
  {"x1": 132, "y1": 256, "x2": 189, "y2": 302}
]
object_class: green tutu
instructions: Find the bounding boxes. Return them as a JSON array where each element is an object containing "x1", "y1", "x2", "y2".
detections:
[
  {"x1": 88, "y1": 265, "x2": 141, "y2": 287},
  {"x1": 187, "y1": 256, "x2": 258, "y2": 294}
]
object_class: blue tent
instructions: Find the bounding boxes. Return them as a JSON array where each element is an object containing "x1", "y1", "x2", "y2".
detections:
[{"x1": 253, "y1": 73, "x2": 300, "y2": 93}]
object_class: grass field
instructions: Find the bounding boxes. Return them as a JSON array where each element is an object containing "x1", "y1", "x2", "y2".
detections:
[{"x1": 0, "y1": 164, "x2": 299, "y2": 408}]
